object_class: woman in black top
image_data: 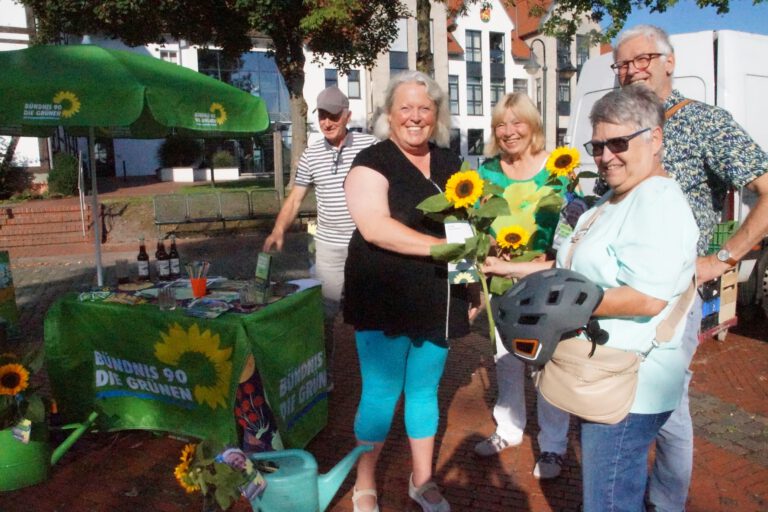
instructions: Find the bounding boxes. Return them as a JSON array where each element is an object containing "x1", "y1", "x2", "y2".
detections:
[{"x1": 344, "y1": 71, "x2": 472, "y2": 512}]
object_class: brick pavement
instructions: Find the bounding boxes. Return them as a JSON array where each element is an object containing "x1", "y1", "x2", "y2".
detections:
[{"x1": 2, "y1": 217, "x2": 767, "y2": 510}]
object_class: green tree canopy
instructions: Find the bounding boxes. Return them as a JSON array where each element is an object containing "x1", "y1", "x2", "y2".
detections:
[{"x1": 21, "y1": 0, "x2": 408, "y2": 180}]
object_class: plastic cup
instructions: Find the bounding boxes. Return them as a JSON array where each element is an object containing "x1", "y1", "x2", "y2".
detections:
[
  {"x1": 190, "y1": 277, "x2": 207, "y2": 298},
  {"x1": 115, "y1": 259, "x2": 130, "y2": 285},
  {"x1": 158, "y1": 287, "x2": 177, "y2": 311}
]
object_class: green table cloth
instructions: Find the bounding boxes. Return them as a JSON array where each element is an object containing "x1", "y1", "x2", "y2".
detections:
[{"x1": 44, "y1": 286, "x2": 327, "y2": 448}]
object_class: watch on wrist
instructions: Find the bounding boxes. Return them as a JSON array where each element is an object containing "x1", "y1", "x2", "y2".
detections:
[{"x1": 716, "y1": 248, "x2": 739, "y2": 266}]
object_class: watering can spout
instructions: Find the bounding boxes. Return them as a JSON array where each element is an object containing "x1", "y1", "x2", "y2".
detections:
[
  {"x1": 51, "y1": 411, "x2": 98, "y2": 466},
  {"x1": 317, "y1": 444, "x2": 372, "y2": 512}
]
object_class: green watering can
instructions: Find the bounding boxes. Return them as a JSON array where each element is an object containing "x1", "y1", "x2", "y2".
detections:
[
  {"x1": 248, "y1": 445, "x2": 372, "y2": 512},
  {"x1": 0, "y1": 411, "x2": 98, "y2": 492}
]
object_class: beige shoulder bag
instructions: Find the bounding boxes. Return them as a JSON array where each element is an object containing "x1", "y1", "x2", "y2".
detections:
[{"x1": 537, "y1": 204, "x2": 696, "y2": 424}]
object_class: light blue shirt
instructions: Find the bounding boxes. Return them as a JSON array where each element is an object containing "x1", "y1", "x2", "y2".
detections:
[{"x1": 556, "y1": 176, "x2": 698, "y2": 413}]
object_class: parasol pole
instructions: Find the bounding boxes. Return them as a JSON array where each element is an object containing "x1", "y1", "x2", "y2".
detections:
[{"x1": 88, "y1": 127, "x2": 104, "y2": 286}]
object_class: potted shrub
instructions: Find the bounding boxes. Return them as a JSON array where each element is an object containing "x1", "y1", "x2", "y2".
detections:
[
  {"x1": 197, "y1": 149, "x2": 239, "y2": 182},
  {"x1": 157, "y1": 135, "x2": 203, "y2": 182}
]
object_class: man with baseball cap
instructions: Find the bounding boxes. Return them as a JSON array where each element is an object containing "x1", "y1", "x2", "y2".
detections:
[{"x1": 263, "y1": 86, "x2": 376, "y2": 390}]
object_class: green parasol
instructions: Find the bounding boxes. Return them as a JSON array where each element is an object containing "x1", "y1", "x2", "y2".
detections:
[{"x1": 0, "y1": 44, "x2": 270, "y2": 285}]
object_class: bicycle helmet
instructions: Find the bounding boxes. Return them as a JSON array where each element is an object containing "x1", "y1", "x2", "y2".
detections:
[{"x1": 492, "y1": 268, "x2": 605, "y2": 366}]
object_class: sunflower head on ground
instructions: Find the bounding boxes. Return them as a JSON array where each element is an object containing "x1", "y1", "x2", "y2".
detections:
[
  {"x1": 496, "y1": 225, "x2": 531, "y2": 251},
  {"x1": 445, "y1": 170, "x2": 484, "y2": 209},
  {"x1": 174, "y1": 443, "x2": 202, "y2": 493},
  {"x1": 546, "y1": 146, "x2": 580, "y2": 178}
]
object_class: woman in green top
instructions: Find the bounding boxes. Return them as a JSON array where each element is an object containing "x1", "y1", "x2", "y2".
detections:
[{"x1": 473, "y1": 93, "x2": 571, "y2": 481}]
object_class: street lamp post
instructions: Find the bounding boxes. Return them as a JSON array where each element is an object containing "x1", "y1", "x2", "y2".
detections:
[{"x1": 523, "y1": 38, "x2": 547, "y2": 143}]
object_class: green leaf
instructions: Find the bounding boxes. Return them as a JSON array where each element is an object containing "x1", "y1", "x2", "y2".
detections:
[
  {"x1": 24, "y1": 395, "x2": 46, "y2": 423},
  {"x1": 474, "y1": 196, "x2": 510, "y2": 218},
  {"x1": 416, "y1": 194, "x2": 452, "y2": 213},
  {"x1": 577, "y1": 170, "x2": 599, "y2": 179},
  {"x1": 460, "y1": 160, "x2": 472, "y2": 172},
  {"x1": 430, "y1": 242, "x2": 466, "y2": 261},
  {"x1": 536, "y1": 193, "x2": 565, "y2": 214},
  {"x1": 490, "y1": 276, "x2": 516, "y2": 295},
  {"x1": 509, "y1": 250, "x2": 544, "y2": 262},
  {"x1": 475, "y1": 234, "x2": 492, "y2": 262},
  {"x1": 483, "y1": 181, "x2": 505, "y2": 196}
]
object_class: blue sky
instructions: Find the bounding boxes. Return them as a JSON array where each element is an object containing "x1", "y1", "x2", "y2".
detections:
[{"x1": 609, "y1": 0, "x2": 768, "y2": 40}]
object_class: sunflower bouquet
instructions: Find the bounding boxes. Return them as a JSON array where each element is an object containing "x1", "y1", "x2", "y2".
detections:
[
  {"x1": 0, "y1": 349, "x2": 47, "y2": 432},
  {"x1": 173, "y1": 439, "x2": 261, "y2": 510}
]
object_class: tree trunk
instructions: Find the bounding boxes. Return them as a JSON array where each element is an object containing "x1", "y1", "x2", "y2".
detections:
[
  {"x1": 416, "y1": 0, "x2": 433, "y2": 75},
  {"x1": 274, "y1": 35, "x2": 308, "y2": 188},
  {"x1": 2, "y1": 136, "x2": 20, "y2": 168}
]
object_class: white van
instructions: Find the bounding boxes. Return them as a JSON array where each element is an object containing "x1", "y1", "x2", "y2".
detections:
[{"x1": 565, "y1": 30, "x2": 768, "y2": 317}]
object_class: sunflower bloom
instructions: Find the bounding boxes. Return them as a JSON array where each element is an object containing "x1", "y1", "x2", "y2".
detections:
[
  {"x1": 546, "y1": 147, "x2": 580, "y2": 177},
  {"x1": 174, "y1": 444, "x2": 201, "y2": 493},
  {"x1": 0, "y1": 363, "x2": 30, "y2": 395},
  {"x1": 496, "y1": 225, "x2": 531, "y2": 250},
  {"x1": 445, "y1": 170, "x2": 484, "y2": 209}
]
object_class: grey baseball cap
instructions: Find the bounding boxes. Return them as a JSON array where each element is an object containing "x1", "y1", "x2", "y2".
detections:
[{"x1": 315, "y1": 86, "x2": 349, "y2": 115}]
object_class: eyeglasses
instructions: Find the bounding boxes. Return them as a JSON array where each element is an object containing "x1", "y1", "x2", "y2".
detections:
[
  {"x1": 583, "y1": 128, "x2": 650, "y2": 157},
  {"x1": 610, "y1": 53, "x2": 664, "y2": 75}
]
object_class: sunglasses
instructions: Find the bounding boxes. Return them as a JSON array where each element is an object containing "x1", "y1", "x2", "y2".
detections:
[{"x1": 583, "y1": 128, "x2": 650, "y2": 157}]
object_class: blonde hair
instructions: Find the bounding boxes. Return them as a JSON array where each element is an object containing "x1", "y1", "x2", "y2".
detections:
[
  {"x1": 483, "y1": 93, "x2": 545, "y2": 157},
  {"x1": 373, "y1": 70, "x2": 451, "y2": 148}
]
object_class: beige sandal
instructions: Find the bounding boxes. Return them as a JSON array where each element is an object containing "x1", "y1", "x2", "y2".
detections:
[
  {"x1": 352, "y1": 487, "x2": 379, "y2": 512},
  {"x1": 408, "y1": 473, "x2": 450, "y2": 512}
]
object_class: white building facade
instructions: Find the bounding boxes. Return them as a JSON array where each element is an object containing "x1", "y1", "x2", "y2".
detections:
[{"x1": 1, "y1": 0, "x2": 601, "y2": 179}]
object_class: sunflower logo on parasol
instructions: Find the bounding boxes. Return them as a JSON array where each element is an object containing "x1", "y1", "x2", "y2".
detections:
[
  {"x1": 52, "y1": 90, "x2": 81, "y2": 119},
  {"x1": 210, "y1": 102, "x2": 228, "y2": 125}
]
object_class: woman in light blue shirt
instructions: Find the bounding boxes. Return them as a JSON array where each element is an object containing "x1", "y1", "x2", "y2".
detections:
[{"x1": 482, "y1": 84, "x2": 698, "y2": 511}]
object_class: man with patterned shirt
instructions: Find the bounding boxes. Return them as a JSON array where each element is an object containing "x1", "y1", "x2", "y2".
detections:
[
  {"x1": 263, "y1": 86, "x2": 376, "y2": 389},
  {"x1": 613, "y1": 25, "x2": 768, "y2": 511}
]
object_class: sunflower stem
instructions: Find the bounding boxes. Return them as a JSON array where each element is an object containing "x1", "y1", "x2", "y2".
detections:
[{"x1": 476, "y1": 263, "x2": 496, "y2": 355}]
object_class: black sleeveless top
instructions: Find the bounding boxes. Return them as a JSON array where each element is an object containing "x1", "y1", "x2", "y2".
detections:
[{"x1": 343, "y1": 139, "x2": 470, "y2": 342}]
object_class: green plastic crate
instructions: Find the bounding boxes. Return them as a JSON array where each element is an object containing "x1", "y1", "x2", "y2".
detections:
[{"x1": 707, "y1": 220, "x2": 739, "y2": 255}]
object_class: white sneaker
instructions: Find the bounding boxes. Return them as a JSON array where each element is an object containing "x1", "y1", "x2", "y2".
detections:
[
  {"x1": 533, "y1": 452, "x2": 564, "y2": 479},
  {"x1": 473, "y1": 432, "x2": 519, "y2": 457}
]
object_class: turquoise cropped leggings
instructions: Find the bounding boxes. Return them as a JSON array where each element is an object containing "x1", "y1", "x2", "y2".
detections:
[{"x1": 353, "y1": 330, "x2": 449, "y2": 442}]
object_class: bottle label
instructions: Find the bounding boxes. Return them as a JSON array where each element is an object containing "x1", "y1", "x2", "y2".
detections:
[
  {"x1": 157, "y1": 259, "x2": 171, "y2": 277},
  {"x1": 137, "y1": 260, "x2": 150, "y2": 276},
  {"x1": 170, "y1": 258, "x2": 181, "y2": 275}
]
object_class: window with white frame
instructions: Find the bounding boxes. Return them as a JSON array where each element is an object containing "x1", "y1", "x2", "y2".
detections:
[
  {"x1": 490, "y1": 78, "x2": 505, "y2": 107},
  {"x1": 325, "y1": 68, "x2": 338, "y2": 88},
  {"x1": 513, "y1": 78, "x2": 528, "y2": 95},
  {"x1": 159, "y1": 50, "x2": 178, "y2": 64},
  {"x1": 449, "y1": 75, "x2": 460, "y2": 115},
  {"x1": 468, "y1": 129, "x2": 484, "y2": 155},
  {"x1": 449, "y1": 128, "x2": 461, "y2": 158},
  {"x1": 347, "y1": 70, "x2": 361, "y2": 99},
  {"x1": 466, "y1": 30, "x2": 481, "y2": 63},
  {"x1": 466, "y1": 76, "x2": 483, "y2": 115},
  {"x1": 489, "y1": 32, "x2": 504, "y2": 64},
  {"x1": 558, "y1": 75, "x2": 571, "y2": 116}
]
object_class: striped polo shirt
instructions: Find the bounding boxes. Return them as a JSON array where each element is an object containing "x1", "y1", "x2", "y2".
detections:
[{"x1": 294, "y1": 131, "x2": 377, "y2": 246}]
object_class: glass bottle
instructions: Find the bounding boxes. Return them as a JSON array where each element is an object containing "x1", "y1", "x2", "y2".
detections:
[
  {"x1": 155, "y1": 239, "x2": 171, "y2": 281},
  {"x1": 137, "y1": 236, "x2": 151, "y2": 282},
  {"x1": 168, "y1": 234, "x2": 181, "y2": 280}
]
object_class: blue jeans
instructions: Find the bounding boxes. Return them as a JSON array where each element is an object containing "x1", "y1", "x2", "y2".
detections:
[
  {"x1": 581, "y1": 411, "x2": 672, "y2": 512},
  {"x1": 354, "y1": 330, "x2": 448, "y2": 441},
  {"x1": 647, "y1": 295, "x2": 702, "y2": 511}
]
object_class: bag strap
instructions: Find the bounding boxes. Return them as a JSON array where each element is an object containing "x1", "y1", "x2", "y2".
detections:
[
  {"x1": 564, "y1": 202, "x2": 606, "y2": 269},
  {"x1": 654, "y1": 275, "x2": 698, "y2": 343},
  {"x1": 665, "y1": 99, "x2": 694, "y2": 120}
]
